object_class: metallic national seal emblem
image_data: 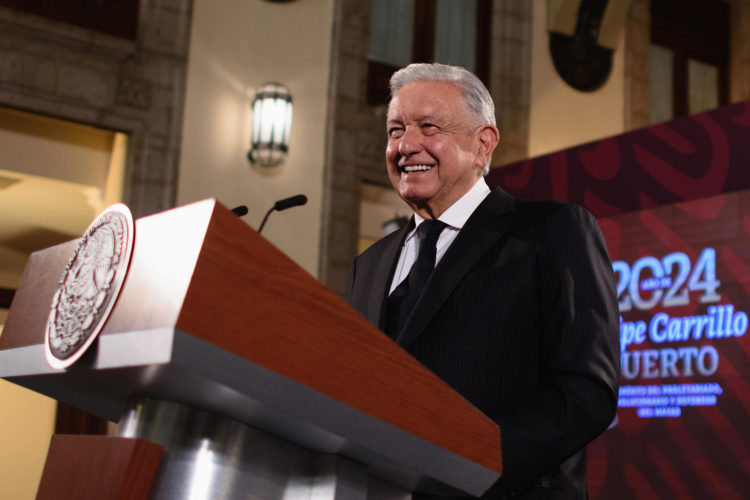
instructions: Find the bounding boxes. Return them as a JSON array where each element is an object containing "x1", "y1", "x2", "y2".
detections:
[{"x1": 44, "y1": 203, "x2": 135, "y2": 369}]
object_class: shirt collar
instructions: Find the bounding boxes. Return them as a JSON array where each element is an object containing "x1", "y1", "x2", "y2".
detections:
[{"x1": 407, "y1": 177, "x2": 491, "y2": 241}]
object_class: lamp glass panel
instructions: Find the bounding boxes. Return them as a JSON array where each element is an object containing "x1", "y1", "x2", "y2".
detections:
[
  {"x1": 259, "y1": 97, "x2": 285, "y2": 144},
  {"x1": 271, "y1": 97, "x2": 289, "y2": 144},
  {"x1": 260, "y1": 98, "x2": 274, "y2": 143},
  {"x1": 283, "y1": 104, "x2": 293, "y2": 146},
  {"x1": 251, "y1": 99, "x2": 263, "y2": 144}
]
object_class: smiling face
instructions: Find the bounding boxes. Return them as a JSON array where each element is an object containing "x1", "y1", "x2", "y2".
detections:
[{"x1": 385, "y1": 81, "x2": 498, "y2": 219}]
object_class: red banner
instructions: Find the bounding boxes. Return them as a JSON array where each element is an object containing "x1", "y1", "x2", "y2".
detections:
[{"x1": 488, "y1": 102, "x2": 750, "y2": 498}]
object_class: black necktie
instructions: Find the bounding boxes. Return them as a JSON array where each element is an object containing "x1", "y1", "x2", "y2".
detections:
[{"x1": 385, "y1": 219, "x2": 447, "y2": 340}]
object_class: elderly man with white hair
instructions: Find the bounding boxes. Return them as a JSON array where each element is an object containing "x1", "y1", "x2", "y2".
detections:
[{"x1": 348, "y1": 63, "x2": 620, "y2": 499}]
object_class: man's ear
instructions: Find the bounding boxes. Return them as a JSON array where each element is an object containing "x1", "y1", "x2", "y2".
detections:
[{"x1": 475, "y1": 125, "x2": 500, "y2": 167}]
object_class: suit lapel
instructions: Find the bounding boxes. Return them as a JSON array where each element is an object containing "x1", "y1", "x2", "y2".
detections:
[
  {"x1": 368, "y1": 218, "x2": 414, "y2": 328},
  {"x1": 396, "y1": 187, "x2": 515, "y2": 349}
]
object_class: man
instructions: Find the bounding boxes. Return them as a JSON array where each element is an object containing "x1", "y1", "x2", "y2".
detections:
[{"x1": 347, "y1": 63, "x2": 620, "y2": 499}]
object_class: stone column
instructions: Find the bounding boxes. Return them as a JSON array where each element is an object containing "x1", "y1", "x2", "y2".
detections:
[
  {"x1": 623, "y1": 0, "x2": 650, "y2": 131},
  {"x1": 730, "y1": 0, "x2": 750, "y2": 103},
  {"x1": 489, "y1": 0, "x2": 532, "y2": 167}
]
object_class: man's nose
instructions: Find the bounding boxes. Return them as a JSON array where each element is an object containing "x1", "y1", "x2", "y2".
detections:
[{"x1": 398, "y1": 127, "x2": 422, "y2": 156}]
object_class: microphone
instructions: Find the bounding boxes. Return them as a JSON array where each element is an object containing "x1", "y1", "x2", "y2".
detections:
[
  {"x1": 274, "y1": 194, "x2": 307, "y2": 212},
  {"x1": 258, "y1": 194, "x2": 307, "y2": 234},
  {"x1": 230, "y1": 205, "x2": 249, "y2": 217}
]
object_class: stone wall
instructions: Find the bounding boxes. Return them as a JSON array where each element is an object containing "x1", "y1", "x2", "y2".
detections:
[
  {"x1": 623, "y1": 0, "x2": 650, "y2": 131},
  {"x1": 490, "y1": 0, "x2": 532, "y2": 167},
  {"x1": 730, "y1": 0, "x2": 750, "y2": 103},
  {"x1": 0, "y1": 0, "x2": 192, "y2": 218},
  {"x1": 319, "y1": 0, "x2": 384, "y2": 296}
]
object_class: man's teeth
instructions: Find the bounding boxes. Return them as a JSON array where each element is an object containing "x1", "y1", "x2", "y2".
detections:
[{"x1": 403, "y1": 165, "x2": 433, "y2": 172}]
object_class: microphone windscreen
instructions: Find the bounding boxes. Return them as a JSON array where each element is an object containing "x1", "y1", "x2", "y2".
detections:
[
  {"x1": 274, "y1": 194, "x2": 307, "y2": 211},
  {"x1": 230, "y1": 205, "x2": 249, "y2": 217}
]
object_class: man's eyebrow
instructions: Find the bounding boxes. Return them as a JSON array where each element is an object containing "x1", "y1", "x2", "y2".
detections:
[{"x1": 386, "y1": 114, "x2": 440, "y2": 124}]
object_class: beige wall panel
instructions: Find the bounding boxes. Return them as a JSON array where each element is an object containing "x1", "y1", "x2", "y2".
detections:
[
  {"x1": 178, "y1": 0, "x2": 335, "y2": 278},
  {"x1": 529, "y1": 0, "x2": 626, "y2": 158},
  {"x1": 0, "y1": 379, "x2": 55, "y2": 500}
]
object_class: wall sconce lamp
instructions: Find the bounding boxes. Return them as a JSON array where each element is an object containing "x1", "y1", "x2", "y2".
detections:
[{"x1": 247, "y1": 82, "x2": 293, "y2": 167}]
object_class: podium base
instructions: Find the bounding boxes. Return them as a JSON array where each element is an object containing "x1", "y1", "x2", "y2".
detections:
[{"x1": 117, "y1": 398, "x2": 410, "y2": 499}]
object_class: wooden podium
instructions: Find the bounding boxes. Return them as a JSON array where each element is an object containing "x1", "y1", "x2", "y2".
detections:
[{"x1": 0, "y1": 199, "x2": 502, "y2": 499}]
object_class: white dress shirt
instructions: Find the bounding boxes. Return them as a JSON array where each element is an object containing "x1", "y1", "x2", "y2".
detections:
[{"x1": 389, "y1": 177, "x2": 491, "y2": 294}]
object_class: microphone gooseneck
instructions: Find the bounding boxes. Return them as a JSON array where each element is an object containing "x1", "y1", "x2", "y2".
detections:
[{"x1": 258, "y1": 194, "x2": 308, "y2": 234}]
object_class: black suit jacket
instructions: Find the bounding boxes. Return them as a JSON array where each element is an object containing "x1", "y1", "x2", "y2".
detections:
[{"x1": 347, "y1": 187, "x2": 620, "y2": 499}]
